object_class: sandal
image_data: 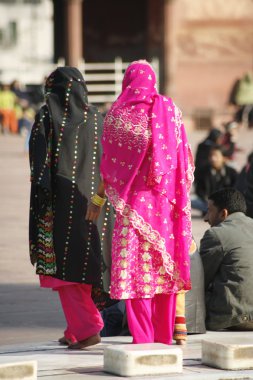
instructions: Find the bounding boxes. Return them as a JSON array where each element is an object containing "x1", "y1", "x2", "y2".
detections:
[
  {"x1": 58, "y1": 336, "x2": 72, "y2": 346},
  {"x1": 68, "y1": 333, "x2": 101, "y2": 350}
]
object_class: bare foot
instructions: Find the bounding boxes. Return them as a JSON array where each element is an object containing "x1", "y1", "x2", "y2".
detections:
[
  {"x1": 68, "y1": 334, "x2": 101, "y2": 350},
  {"x1": 176, "y1": 339, "x2": 186, "y2": 345}
]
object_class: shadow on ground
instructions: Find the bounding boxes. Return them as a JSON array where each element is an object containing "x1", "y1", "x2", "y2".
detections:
[{"x1": 0, "y1": 284, "x2": 65, "y2": 345}]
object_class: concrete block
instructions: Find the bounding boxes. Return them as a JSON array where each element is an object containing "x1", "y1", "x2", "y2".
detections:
[
  {"x1": 104, "y1": 343, "x2": 182, "y2": 377},
  {"x1": 0, "y1": 361, "x2": 37, "y2": 379},
  {"x1": 202, "y1": 338, "x2": 253, "y2": 370}
]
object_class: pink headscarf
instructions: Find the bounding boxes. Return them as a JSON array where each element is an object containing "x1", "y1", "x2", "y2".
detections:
[{"x1": 101, "y1": 61, "x2": 194, "y2": 292}]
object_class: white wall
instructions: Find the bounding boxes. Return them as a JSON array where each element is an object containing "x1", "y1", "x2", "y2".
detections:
[{"x1": 0, "y1": 0, "x2": 54, "y2": 84}]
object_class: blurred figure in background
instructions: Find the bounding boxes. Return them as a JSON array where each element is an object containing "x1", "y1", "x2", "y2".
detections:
[
  {"x1": 236, "y1": 151, "x2": 253, "y2": 195},
  {"x1": 234, "y1": 72, "x2": 253, "y2": 129},
  {"x1": 9, "y1": 79, "x2": 36, "y2": 152},
  {"x1": 0, "y1": 84, "x2": 18, "y2": 134},
  {"x1": 19, "y1": 106, "x2": 35, "y2": 153},
  {"x1": 99, "y1": 102, "x2": 113, "y2": 117},
  {"x1": 10, "y1": 79, "x2": 31, "y2": 107},
  {"x1": 195, "y1": 128, "x2": 223, "y2": 181},
  {"x1": 221, "y1": 121, "x2": 242, "y2": 165},
  {"x1": 192, "y1": 145, "x2": 238, "y2": 214}
]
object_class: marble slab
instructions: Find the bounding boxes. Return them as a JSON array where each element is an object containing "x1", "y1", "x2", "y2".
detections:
[
  {"x1": 0, "y1": 360, "x2": 37, "y2": 379},
  {"x1": 202, "y1": 337, "x2": 253, "y2": 370},
  {"x1": 104, "y1": 343, "x2": 182, "y2": 377}
]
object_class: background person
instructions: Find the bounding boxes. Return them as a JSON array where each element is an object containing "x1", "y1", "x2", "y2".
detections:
[
  {"x1": 192, "y1": 145, "x2": 238, "y2": 214},
  {"x1": 235, "y1": 151, "x2": 253, "y2": 195},
  {"x1": 0, "y1": 84, "x2": 18, "y2": 134},
  {"x1": 195, "y1": 128, "x2": 223, "y2": 180}
]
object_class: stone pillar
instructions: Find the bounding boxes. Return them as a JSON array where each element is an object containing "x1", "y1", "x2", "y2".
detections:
[
  {"x1": 147, "y1": 0, "x2": 163, "y2": 58},
  {"x1": 163, "y1": 0, "x2": 178, "y2": 97},
  {"x1": 65, "y1": 0, "x2": 83, "y2": 67}
]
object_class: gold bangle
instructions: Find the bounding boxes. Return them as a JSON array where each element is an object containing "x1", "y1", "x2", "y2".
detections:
[{"x1": 91, "y1": 194, "x2": 106, "y2": 207}]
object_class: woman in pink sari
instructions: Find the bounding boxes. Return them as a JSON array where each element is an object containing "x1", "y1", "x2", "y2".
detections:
[{"x1": 86, "y1": 60, "x2": 194, "y2": 344}]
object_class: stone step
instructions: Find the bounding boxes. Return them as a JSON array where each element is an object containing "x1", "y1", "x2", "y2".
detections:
[
  {"x1": 104, "y1": 343, "x2": 182, "y2": 377},
  {"x1": 202, "y1": 338, "x2": 253, "y2": 370},
  {"x1": 0, "y1": 361, "x2": 37, "y2": 380}
]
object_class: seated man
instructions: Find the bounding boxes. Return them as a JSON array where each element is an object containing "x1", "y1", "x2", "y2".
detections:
[{"x1": 200, "y1": 188, "x2": 253, "y2": 331}]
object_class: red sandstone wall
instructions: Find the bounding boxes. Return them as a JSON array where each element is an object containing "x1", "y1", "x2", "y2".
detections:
[{"x1": 171, "y1": 0, "x2": 253, "y2": 114}]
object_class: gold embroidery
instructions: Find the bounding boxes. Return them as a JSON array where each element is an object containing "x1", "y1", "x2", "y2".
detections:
[
  {"x1": 143, "y1": 273, "x2": 151, "y2": 283},
  {"x1": 120, "y1": 270, "x2": 127, "y2": 279},
  {"x1": 103, "y1": 107, "x2": 151, "y2": 149},
  {"x1": 123, "y1": 217, "x2": 130, "y2": 226},
  {"x1": 143, "y1": 263, "x2": 150, "y2": 272},
  {"x1": 159, "y1": 266, "x2": 166, "y2": 275},
  {"x1": 157, "y1": 277, "x2": 165, "y2": 285},
  {"x1": 143, "y1": 242, "x2": 151, "y2": 251},
  {"x1": 142, "y1": 252, "x2": 151, "y2": 261},
  {"x1": 121, "y1": 227, "x2": 129, "y2": 236},
  {"x1": 120, "y1": 249, "x2": 128, "y2": 258},
  {"x1": 121, "y1": 238, "x2": 127, "y2": 247},
  {"x1": 106, "y1": 185, "x2": 175, "y2": 278},
  {"x1": 144, "y1": 285, "x2": 151, "y2": 293},
  {"x1": 120, "y1": 259, "x2": 128, "y2": 269},
  {"x1": 120, "y1": 281, "x2": 127, "y2": 290}
]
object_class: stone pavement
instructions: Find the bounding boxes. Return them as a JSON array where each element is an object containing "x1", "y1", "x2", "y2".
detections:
[
  {"x1": 0, "y1": 131, "x2": 253, "y2": 378},
  {"x1": 1, "y1": 334, "x2": 253, "y2": 379}
]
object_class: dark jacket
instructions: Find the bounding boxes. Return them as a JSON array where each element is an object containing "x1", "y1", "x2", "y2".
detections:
[
  {"x1": 195, "y1": 164, "x2": 237, "y2": 201},
  {"x1": 194, "y1": 129, "x2": 223, "y2": 180},
  {"x1": 245, "y1": 162, "x2": 253, "y2": 218},
  {"x1": 200, "y1": 212, "x2": 253, "y2": 330}
]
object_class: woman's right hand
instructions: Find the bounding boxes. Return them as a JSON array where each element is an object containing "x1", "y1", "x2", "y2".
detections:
[{"x1": 85, "y1": 203, "x2": 102, "y2": 222}]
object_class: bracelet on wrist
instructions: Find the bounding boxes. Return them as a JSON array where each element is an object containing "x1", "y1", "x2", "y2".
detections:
[{"x1": 91, "y1": 194, "x2": 106, "y2": 207}]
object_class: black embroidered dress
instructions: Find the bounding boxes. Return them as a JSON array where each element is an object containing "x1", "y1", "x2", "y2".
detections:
[{"x1": 29, "y1": 67, "x2": 113, "y2": 288}]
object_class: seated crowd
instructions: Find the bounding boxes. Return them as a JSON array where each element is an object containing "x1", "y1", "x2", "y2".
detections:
[{"x1": 0, "y1": 81, "x2": 38, "y2": 135}]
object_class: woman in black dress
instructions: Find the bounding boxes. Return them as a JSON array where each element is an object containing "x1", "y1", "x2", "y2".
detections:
[{"x1": 29, "y1": 67, "x2": 113, "y2": 349}]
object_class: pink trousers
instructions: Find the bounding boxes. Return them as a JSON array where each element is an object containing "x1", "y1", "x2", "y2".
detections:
[
  {"x1": 126, "y1": 293, "x2": 176, "y2": 344},
  {"x1": 56, "y1": 284, "x2": 104, "y2": 342}
]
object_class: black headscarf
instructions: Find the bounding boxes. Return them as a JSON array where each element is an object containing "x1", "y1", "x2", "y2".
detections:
[{"x1": 29, "y1": 67, "x2": 114, "y2": 288}]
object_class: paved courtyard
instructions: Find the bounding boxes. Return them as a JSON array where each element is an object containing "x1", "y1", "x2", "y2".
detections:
[
  {"x1": 0, "y1": 130, "x2": 253, "y2": 378},
  {"x1": 1, "y1": 334, "x2": 253, "y2": 379}
]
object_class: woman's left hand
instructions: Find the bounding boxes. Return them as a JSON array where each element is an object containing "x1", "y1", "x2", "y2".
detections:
[{"x1": 85, "y1": 203, "x2": 102, "y2": 222}]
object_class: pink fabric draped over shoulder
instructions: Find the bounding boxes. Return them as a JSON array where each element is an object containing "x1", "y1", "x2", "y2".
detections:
[{"x1": 101, "y1": 61, "x2": 194, "y2": 297}]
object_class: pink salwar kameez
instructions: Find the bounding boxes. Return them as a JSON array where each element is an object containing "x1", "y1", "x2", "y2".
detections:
[
  {"x1": 126, "y1": 294, "x2": 176, "y2": 344},
  {"x1": 40, "y1": 276, "x2": 103, "y2": 343},
  {"x1": 101, "y1": 61, "x2": 194, "y2": 344}
]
